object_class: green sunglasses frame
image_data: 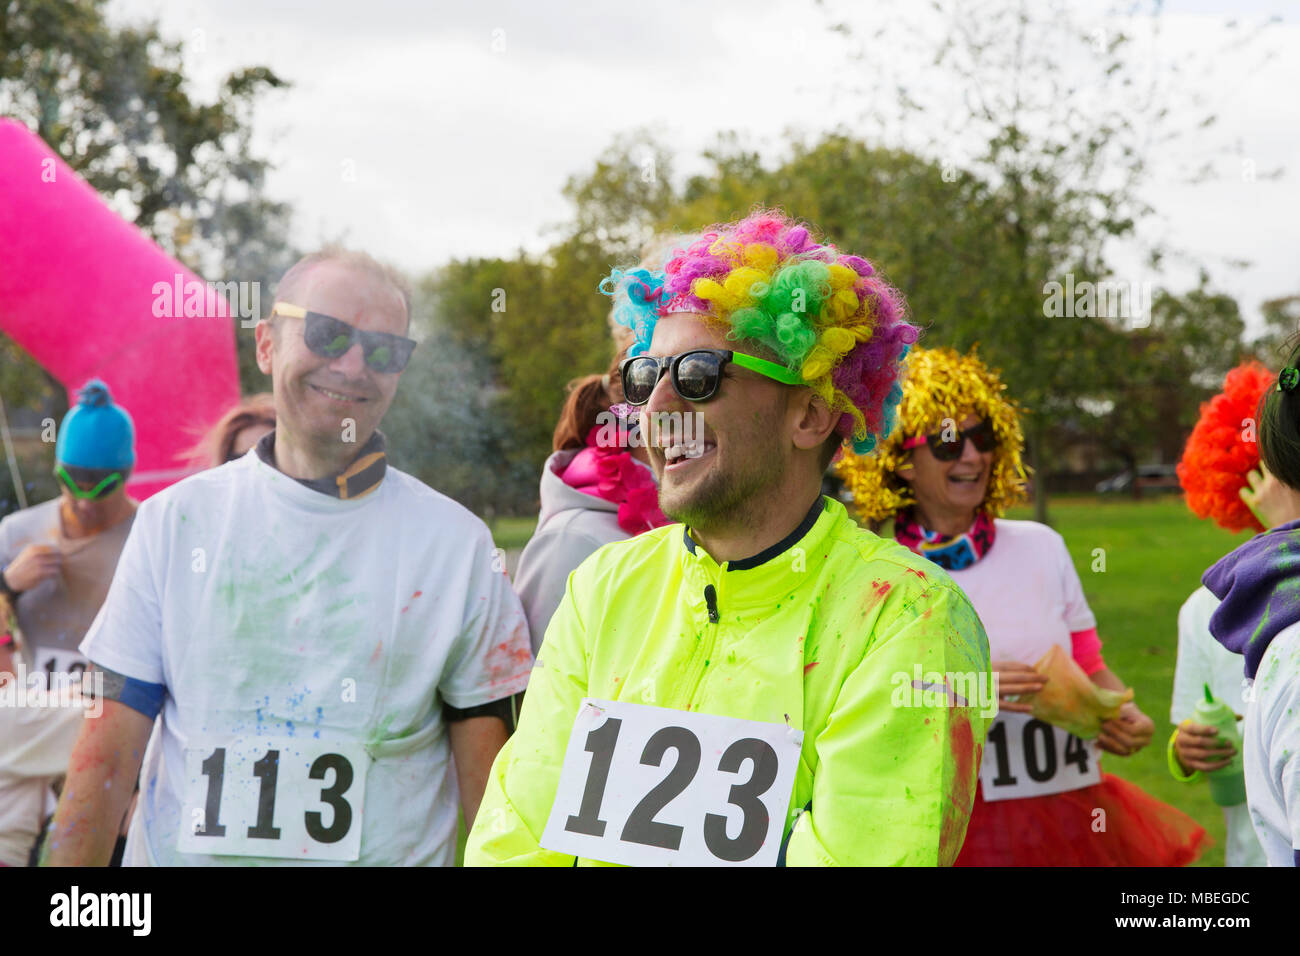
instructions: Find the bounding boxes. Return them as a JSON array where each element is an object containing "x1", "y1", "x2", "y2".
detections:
[
  {"x1": 620, "y1": 349, "x2": 804, "y2": 406},
  {"x1": 55, "y1": 464, "x2": 124, "y2": 500},
  {"x1": 270, "y1": 302, "x2": 417, "y2": 373}
]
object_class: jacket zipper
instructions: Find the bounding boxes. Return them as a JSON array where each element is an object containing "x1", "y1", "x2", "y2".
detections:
[
  {"x1": 681, "y1": 578, "x2": 722, "y2": 709},
  {"x1": 704, "y1": 584, "x2": 719, "y2": 623}
]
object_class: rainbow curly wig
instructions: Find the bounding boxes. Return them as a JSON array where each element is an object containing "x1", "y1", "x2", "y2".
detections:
[
  {"x1": 834, "y1": 346, "x2": 1029, "y2": 524},
  {"x1": 598, "y1": 210, "x2": 919, "y2": 454},
  {"x1": 1177, "y1": 361, "x2": 1273, "y2": 533}
]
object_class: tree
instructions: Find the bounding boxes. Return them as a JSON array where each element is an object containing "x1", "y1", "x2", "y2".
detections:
[
  {"x1": 1065, "y1": 282, "x2": 1247, "y2": 489},
  {"x1": 1254, "y1": 294, "x2": 1300, "y2": 365},
  {"x1": 818, "y1": 0, "x2": 1274, "y2": 521},
  {"x1": 0, "y1": 0, "x2": 294, "y2": 402}
]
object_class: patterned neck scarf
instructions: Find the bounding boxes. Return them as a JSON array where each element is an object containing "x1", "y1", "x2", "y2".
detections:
[
  {"x1": 255, "y1": 429, "x2": 387, "y2": 500},
  {"x1": 894, "y1": 508, "x2": 996, "y2": 571}
]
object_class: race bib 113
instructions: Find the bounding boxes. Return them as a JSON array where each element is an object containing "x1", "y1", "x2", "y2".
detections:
[
  {"x1": 541, "y1": 699, "x2": 803, "y2": 867},
  {"x1": 178, "y1": 737, "x2": 369, "y2": 861}
]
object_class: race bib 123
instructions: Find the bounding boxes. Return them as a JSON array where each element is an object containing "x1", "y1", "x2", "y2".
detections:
[{"x1": 541, "y1": 699, "x2": 803, "y2": 867}]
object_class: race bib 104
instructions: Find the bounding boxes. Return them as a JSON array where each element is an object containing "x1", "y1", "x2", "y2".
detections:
[
  {"x1": 541, "y1": 699, "x2": 803, "y2": 867},
  {"x1": 177, "y1": 737, "x2": 369, "y2": 861},
  {"x1": 979, "y1": 712, "x2": 1100, "y2": 802}
]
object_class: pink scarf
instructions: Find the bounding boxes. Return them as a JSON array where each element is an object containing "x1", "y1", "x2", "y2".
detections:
[{"x1": 559, "y1": 427, "x2": 669, "y2": 535}]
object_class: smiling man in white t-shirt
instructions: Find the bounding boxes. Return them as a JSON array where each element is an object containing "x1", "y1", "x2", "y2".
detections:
[{"x1": 43, "y1": 248, "x2": 533, "y2": 866}]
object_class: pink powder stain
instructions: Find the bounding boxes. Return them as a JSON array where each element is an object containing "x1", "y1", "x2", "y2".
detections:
[
  {"x1": 938, "y1": 714, "x2": 978, "y2": 862},
  {"x1": 412, "y1": 590, "x2": 423, "y2": 599},
  {"x1": 905, "y1": 567, "x2": 928, "y2": 582},
  {"x1": 486, "y1": 625, "x2": 533, "y2": 686},
  {"x1": 803, "y1": 662, "x2": 819, "y2": 675},
  {"x1": 370, "y1": 641, "x2": 383, "y2": 664}
]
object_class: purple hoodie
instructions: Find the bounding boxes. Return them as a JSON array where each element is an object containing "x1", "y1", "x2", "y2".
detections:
[{"x1": 1203, "y1": 517, "x2": 1300, "y2": 680}]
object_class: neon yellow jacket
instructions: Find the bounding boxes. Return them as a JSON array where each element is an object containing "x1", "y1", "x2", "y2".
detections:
[{"x1": 467, "y1": 497, "x2": 992, "y2": 866}]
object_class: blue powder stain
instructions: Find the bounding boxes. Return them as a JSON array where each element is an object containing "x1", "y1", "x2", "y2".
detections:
[{"x1": 286, "y1": 720, "x2": 295, "y2": 737}]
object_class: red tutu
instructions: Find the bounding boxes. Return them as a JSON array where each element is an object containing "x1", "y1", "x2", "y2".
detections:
[{"x1": 955, "y1": 772, "x2": 1210, "y2": 866}]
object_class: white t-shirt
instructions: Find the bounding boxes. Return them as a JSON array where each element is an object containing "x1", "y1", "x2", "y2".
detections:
[
  {"x1": 946, "y1": 519, "x2": 1096, "y2": 664},
  {"x1": 945, "y1": 520, "x2": 1099, "y2": 801},
  {"x1": 1242, "y1": 620, "x2": 1300, "y2": 866},
  {"x1": 1172, "y1": 586, "x2": 1266, "y2": 867},
  {"x1": 81, "y1": 449, "x2": 533, "y2": 866}
]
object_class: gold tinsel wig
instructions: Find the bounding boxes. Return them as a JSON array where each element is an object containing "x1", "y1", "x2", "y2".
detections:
[{"x1": 834, "y1": 346, "x2": 1029, "y2": 524}]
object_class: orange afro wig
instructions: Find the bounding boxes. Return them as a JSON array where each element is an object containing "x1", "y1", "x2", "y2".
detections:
[{"x1": 1177, "y1": 361, "x2": 1274, "y2": 533}]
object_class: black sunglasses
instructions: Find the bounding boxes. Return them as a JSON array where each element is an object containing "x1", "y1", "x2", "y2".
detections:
[
  {"x1": 903, "y1": 420, "x2": 997, "y2": 462},
  {"x1": 619, "y1": 349, "x2": 804, "y2": 406},
  {"x1": 271, "y1": 303, "x2": 416, "y2": 373}
]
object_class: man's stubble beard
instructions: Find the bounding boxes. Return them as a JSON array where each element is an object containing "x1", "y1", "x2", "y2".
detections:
[{"x1": 660, "y1": 424, "x2": 784, "y2": 535}]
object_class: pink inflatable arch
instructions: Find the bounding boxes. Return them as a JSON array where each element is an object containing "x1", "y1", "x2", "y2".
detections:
[{"x1": 0, "y1": 119, "x2": 242, "y2": 499}]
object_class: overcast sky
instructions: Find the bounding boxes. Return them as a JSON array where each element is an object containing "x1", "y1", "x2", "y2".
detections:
[{"x1": 105, "y1": 0, "x2": 1300, "y2": 333}]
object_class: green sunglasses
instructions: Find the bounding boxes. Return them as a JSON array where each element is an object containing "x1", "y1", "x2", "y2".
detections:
[{"x1": 55, "y1": 464, "x2": 124, "y2": 500}]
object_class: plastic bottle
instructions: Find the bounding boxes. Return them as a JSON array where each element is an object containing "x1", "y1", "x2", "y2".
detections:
[{"x1": 1193, "y1": 683, "x2": 1247, "y2": 807}]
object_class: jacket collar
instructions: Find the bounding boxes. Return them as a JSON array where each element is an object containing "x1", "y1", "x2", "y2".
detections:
[
  {"x1": 679, "y1": 497, "x2": 839, "y2": 611},
  {"x1": 682, "y1": 496, "x2": 826, "y2": 570}
]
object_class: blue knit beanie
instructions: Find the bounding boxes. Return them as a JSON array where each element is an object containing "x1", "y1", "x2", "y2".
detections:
[{"x1": 55, "y1": 380, "x2": 136, "y2": 471}]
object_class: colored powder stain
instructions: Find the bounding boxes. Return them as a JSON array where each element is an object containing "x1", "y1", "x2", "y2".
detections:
[
  {"x1": 401, "y1": 606, "x2": 409, "y2": 614},
  {"x1": 803, "y1": 662, "x2": 819, "y2": 675},
  {"x1": 370, "y1": 641, "x2": 383, "y2": 664},
  {"x1": 921, "y1": 608, "x2": 932, "y2": 620},
  {"x1": 412, "y1": 590, "x2": 423, "y2": 598},
  {"x1": 938, "y1": 715, "x2": 978, "y2": 861},
  {"x1": 924, "y1": 717, "x2": 930, "y2": 725},
  {"x1": 705, "y1": 660, "x2": 710, "y2": 667}
]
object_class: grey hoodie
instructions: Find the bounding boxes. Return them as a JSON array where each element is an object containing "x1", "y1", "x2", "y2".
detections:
[{"x1": 514, "y1": 450, "x2": 656, "y2": 653}]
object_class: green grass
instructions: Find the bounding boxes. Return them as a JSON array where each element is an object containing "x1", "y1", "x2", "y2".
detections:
[
  {"x1": 1007, "y1": 493, "x2": 1248, "y2": 866},
  {"x1": 488, "y1": 516, "x2": 538, "y2": 552}
]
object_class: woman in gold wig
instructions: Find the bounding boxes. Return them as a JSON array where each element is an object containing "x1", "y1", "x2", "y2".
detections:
[{"x1": 837, "y1": 347, "x2": 1207, "y2": 866}]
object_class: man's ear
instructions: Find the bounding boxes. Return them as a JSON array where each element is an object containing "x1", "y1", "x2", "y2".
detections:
[
  {"x1": 254, "y1": 320, "x2": 275, "y2": 376},
  {"x1": 790, "y1": 389, "x2": 839, "y2": 453}
]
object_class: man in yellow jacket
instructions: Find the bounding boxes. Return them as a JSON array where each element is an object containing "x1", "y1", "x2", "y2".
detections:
[{"x1": 467, "y1": 211, "x2": 993, "y2": 866}]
